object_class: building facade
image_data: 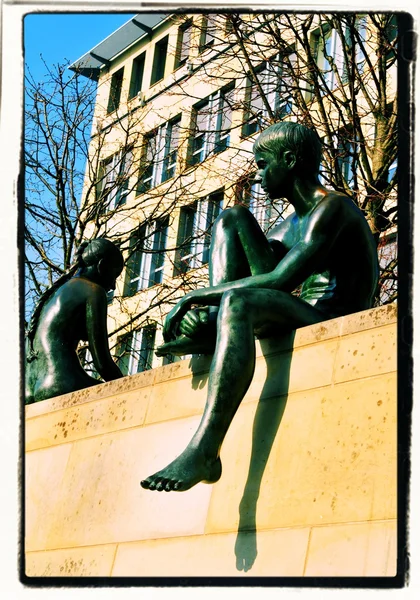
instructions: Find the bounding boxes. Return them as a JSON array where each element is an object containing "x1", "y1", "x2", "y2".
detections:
[{"x1": 70, "y1": 12, "x2": 398, "y2": 377}]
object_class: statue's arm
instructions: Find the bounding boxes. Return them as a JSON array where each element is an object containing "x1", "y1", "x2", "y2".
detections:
[
  {"x1": 163, "y1": 198, "x2": 342, "y2": 340},
  {"x1": 86, "y1": 288, "x2": 123, "y2": 381}
]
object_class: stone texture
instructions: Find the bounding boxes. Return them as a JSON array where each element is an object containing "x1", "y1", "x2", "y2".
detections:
[
  {"x1": 304, "y1": 520, "x2": 397, "y2": 576},
  {"x1": 40, "y1": 417, "x2": 212, "y2": 550},
  {"x1": 246, "y1": 338, "x2": 339, "y2": 402},
  {"x1": 112, "y1": 527, "x2": 311, "y2": 577},
  {"x1": 333, "y1": 324, "x2": 396, "y2": 383},
  {"x1": 25, "y1": 304, "x2": 396, "y2": 422},
  {"x1": 206, "y1": 373, "x2": 397, "y2": 534},
  {"x1": 145, "y1": 375, "x2": 209, "y2": 425},
  {"x1": 26, "y1": 387, "x2": 151, "y2": 451},
  {"x1": 25, "y1": 443, "x2": 73, "y2": 552},
  {"x1": 25, "y1": 368, "x2": 156, "y2": 418},
  {"x1": 25, "y1": 544, "x2": 117, "y2": 577},
  {"x1": 25, "y1": 306, "x2": 397, "y2": 577},
  {"x1": 153, "y1": 354, "x2": 212, "y2": 384},
  {"x1": 340, "y1": 302, "x2": 396, "y2": 337}
]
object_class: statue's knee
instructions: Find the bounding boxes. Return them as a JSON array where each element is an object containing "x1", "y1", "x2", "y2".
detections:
[
  {"x1": 220, "y1": 290, "x2": 248, "y2": 318},
  {"x1": 214, "y1": 205, "x2": 250, "y2": 231}
]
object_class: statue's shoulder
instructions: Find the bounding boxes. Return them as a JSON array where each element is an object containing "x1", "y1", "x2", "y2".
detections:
[
  {"x1": 314, "y1": 191, "x2": 357, "y2": 218},
  {"x1": 62, "y1": 276, "x2": 106, "y2": 299},
  {"x1": 322, "y1": 189, "x2": 355, "y2": 205}
]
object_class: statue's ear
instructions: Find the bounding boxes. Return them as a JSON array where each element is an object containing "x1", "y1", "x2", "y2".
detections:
[
  {"x1": 97, "y1": 258, "x2": 106, "y2": 276},
  {"x1": 283, "y1": 150, "x2": 296, "y2": 170}
]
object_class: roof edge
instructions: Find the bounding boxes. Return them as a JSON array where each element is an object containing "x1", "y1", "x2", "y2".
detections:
[{"x1": 69, "y1": 13, "x2": 171, "y2": 80}]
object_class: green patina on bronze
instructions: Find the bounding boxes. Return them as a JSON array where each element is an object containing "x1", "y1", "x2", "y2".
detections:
[
  {"x1": 141, "y1": 121, "x2": 379, "y2": 493},
  {"x1": 25, "y1": 238, "x2": 124, "y2": 404}
]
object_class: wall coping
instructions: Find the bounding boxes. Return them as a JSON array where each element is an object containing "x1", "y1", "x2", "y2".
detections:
[{"x1": 25, "y1": 302, "x2": 397, "y2": 419}]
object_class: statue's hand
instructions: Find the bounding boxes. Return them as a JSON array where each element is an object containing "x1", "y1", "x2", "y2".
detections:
[
  {"x1": 178, "y1": 308, "x2": 209, "y2": 339},
  {"x1": 163, "y1": 298, "x2": 191, "y2": 342}
]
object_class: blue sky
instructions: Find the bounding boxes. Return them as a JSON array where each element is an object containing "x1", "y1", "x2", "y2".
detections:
[{"x1": 24, "y1": 13, "x2": 136, "y2": 80}]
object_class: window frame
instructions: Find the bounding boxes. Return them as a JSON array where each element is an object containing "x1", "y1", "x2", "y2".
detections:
[
  {"x1": 311, "y1": 19, "x2": 366, "y2": 93},
  {"x1": 150, "y1": 35, "x2": 169, "y2": 86},
  {"x1": 175, "y1": 20, "x2": 193, "y2": 69},
  {"x1": 78, "y1": 347, "x2": 99, "y2": 379},
  {"x1": 236, "y1": 177, "x2": 284, "y2": 231},
  {"x1": 190, "y1": 85, "x2": 235, "y2": 166},
  {"x1": 199, "y1": 15, "x2": 217, "y2": 53},
  {"x1": 116, "y1": 325, "x2": 157, "y2": 375},
  {"x1": 335, "y1": 132, "x2": 359, "y2": 190},
  {"x1": 129, "y1": 51, "x2": 146, "y2": 99},
  {"x1": 137, "y1": 116, "x2": 182, "y2": 194},
  {"x1": 107, "y1": 67, "x2": 124, "y2": 114},
  {"x1": 174, "y1": 189, "x2": 224, "y2": 275},
  {"x1": 242, "y1": 53, "x2": 296, "y2": 138},
  {"x1": 320, "y1": 131, "x2": 359, "y2": 190},
  {"x1": 124, "y1": 217, "x2": 169, "y2": 296},
  {"x1": 96, "y1": 147, "x2": 133, "y2": 212}
]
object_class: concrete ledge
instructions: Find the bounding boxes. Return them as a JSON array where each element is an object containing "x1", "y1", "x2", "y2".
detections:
[
  {"x1": 25, "y1": 304, "x2": 397, "y2": 577},
  {"x1": 25, "y1": 303, "x2": 396, "y2": 419}
]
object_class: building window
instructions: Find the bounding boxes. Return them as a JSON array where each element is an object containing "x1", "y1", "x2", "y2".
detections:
[
  {"x1": 162, "y1": 119, "x2": 181, "y2": 182},
  {"x1": 174, "y1": 189, "x2": 223, "y2": 275},
  {"x1": 321, "y1": 133, "x2": 358, "y2": 190},
  {"x1": 336, "y1": 134, "x2": 358, "y2": 189},
  {"x1": 236, "y1": 177, "x2": 283, "y2": 231},
  {"x1": 78, "y1": 347, "x2": 98, "y2": 379},
  {"x1": 151, "y1": 35, "x2": 169, "y2": 85},
  {"x1": 96, "y1": 147, "x2": 132, "y2": 212},
  {"x1": 107, "y1": 68, "x2": 124, "y2": 113},
  {"x1": 190, "y1": 86, "x2": 235, "y2": 166},
  {"x1": 175, "y1": 20, "x2": 192, "y2": 69},
  {"x1": 124, "y1": 217, "x2": 169, "y2": 296},
  {"x1": 377, "y1": 232, "x2": 397, "y2": 304},
  {"x1": 137, "y1": 117, "x2": 181, "y2": 194},
  {"x1": 311, "y1": 19, "x2": 368, "y2": 92},
  {"x1": 199, "y1": 15, "x2": 217, "y2": 52},
  {"x1": 129, "y1": 52, "x2": 146, "y2": 99},
  {"x1": 242, "y1": 54, "x2": 295, "y2": 137},
  {"x1": 355, "y1": 17, "x2": 368, "y2": 73},
  {"x1": 116, "y1": 325, "x2": 157, "y2": 375}
]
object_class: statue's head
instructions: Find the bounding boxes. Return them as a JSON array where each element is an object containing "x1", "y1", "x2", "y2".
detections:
[
  {"x1": 76, "y1": 238, "x2": 124, "y2": 291},
  {"x1": 253, "y1": 122, "x2": 323, "y2": 195}
]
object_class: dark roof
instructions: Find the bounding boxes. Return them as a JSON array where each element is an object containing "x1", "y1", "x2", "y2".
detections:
[{"x1": 69, "y1": 13, "x2": 169, "y2": 80}]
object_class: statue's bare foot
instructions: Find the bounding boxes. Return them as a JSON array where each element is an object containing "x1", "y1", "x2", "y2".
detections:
[
  {"x1": 140, "y1": 446, "x2": 222, "y2": 492},
  {"x1": 156, "y1": 335, "x2": 214, "y2": 357}
]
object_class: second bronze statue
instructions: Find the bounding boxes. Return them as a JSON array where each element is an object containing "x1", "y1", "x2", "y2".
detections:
[
  {"x1": 140, "y1": 121, "x2": 379, "y2": 493},
  {"x1": 25, "y1": 238, "x2": 124, "y2": 404}
]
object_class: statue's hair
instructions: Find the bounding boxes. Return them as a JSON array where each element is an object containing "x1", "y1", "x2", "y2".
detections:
[
  {"x1": 26, "y1": 238, "x2": 123, "y2": 361},
  {"x1": 253, "y1": 122, "x2": 323, "y2": 176}
]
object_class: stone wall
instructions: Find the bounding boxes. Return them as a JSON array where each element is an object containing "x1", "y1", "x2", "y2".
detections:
[{"x1": 25, "y1": 304, "x2": 397, "y2": 577}]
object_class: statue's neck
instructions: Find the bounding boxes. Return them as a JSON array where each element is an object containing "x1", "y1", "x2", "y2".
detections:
[{"x1": 288, "y1": 177, "x2": 324, "y2": 217}]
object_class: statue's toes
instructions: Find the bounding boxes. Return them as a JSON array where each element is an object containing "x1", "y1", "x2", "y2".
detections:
[
  {"x1": 155, "y1": 478, "x2": 168, "y2": 492},
  {"x1": 147, "y1": 477, "x2": 160, "y2": 491},
  {"x1": 140, "y1": 478, "x2": 151, "y2": 489}
]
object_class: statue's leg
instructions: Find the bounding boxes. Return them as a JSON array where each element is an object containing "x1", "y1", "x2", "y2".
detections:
[
  {"x1": 156, "y1": 206, "x2": 279, "y2": 356},
  {"x1": 209, "y1": 205, "x2": 278, "y2": 285},
  {"x1": 141, "y1": 288, "x2": 326, "y2": 492}
]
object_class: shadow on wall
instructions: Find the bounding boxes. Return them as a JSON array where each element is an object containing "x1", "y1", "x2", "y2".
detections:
[
  {"x1": 234, "y1": 332, "x2": 295, "y2": 572},
  {"x1": 188, "y1": 354, "x2": 211, "y2": 391},
  {"x1": 187, "y1": 332, "x2": 295, "y2": 573}
]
